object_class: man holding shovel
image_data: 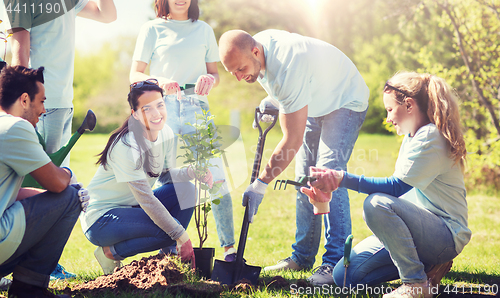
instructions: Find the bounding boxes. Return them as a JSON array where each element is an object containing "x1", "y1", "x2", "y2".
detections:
[{"x1": 219, "y1": 29, "x2": 369, "y2": 285}]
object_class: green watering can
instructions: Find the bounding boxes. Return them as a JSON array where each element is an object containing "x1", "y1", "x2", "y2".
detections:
[{"x1": 22, "y1": 110, "x2": 96, "y2": 188}]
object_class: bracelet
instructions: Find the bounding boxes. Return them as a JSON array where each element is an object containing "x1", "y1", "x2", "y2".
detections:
[{"x1": 61, "y1": 167, "x2": 73, "y2": 178}]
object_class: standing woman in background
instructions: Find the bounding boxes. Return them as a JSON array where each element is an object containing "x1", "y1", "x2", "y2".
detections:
[{"x1": 129, "y1": 0, "x2": 237, "y2": 261}]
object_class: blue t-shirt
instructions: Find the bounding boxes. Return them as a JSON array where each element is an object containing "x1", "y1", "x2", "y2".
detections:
[
  {"x1": 0, "y1": 113, "x2": 51, "y2": 264},
  {"x1": 132, "y1": 18, "x2": 219, "y2": 103},
  {"x1": 394, "y1": 123, "x2": 470, "y2": 254},
  {"x1": 254, "y1": 29, "x2": 369, "y2": 117},
  {"x1": 80, "y1": 126, "x2": 176, "y2": 233},
  {"x1": 4, "y1": 0, "x2": 88, "y2": 108}
]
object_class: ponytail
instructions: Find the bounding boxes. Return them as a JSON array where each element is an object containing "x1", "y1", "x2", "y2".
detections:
[
  {"x1": 426, "y1": 75, "x2": 467, "y2": 168},
  {"x1": 386, "y1": 71, "x2": 467, "y2": 168}
]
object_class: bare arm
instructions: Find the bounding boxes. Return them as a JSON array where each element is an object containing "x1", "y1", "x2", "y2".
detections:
[
  {"x1": 130, "y1": 60, "x2": 181, "y2": 96},
  {"x1": 258, "y1": 106, "x2": 308, "y2": 184},
  {"x1": 29, "y1": 162, "x2": 72, "y2": 193},
  {"x1": 129, "y1": 60, "x2": 153, "y2": 83},
  {"x1": 10, "y1": 29, "x2": 30, "y2": 67},
  {"x1": 206, "y1": 62, "x2": 220, "y2": 88},
  {"x1": 77, "y1": 0, "x2": 117, "y2": 23},
  {"x1": 16, "y1": 187, "x2": 45, "y2": 201}
]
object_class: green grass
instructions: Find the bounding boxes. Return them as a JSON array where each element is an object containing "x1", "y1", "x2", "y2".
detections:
[{"x1": 2, "y1": 132, "x2": 499, "y2": 297}]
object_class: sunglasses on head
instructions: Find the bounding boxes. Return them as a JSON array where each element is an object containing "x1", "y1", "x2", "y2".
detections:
[
  {"x1": 384, "y1": 81, "x2": 410, "y2": 98},
  {"x1": 130, "y1": 78, "x2": 159, "y2": 91}
]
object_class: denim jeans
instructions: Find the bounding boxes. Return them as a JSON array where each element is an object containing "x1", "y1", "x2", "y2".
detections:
[
  {"x1": 36, "y1": 108, "x2": 73, "y2": 167},
  {"x1": 292, "y1": 107, "x2": 367, "y2": 269},
  {"x1": 0, "y1": 186, "x2": 80, "y2": 288},
  {"x1": 162, "y1": 94, "x2": 235, "y2": 248},
  {"x1": 332, "y1": 193, "x2": 458, "y2": 286},
  {"x1": 85, "y1": 183, "x2": 195, "y2": 259}
]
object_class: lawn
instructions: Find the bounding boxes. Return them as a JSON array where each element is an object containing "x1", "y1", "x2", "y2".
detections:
[{"x1": 2, "y1": 131, "x2": 499, "y2": 297}]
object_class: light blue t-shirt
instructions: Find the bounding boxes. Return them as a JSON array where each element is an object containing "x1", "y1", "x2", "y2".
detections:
[
  {"x1": 132, "y1": 18, "x2": 219, "y2": 102},
  {"x1": 254, "y1": 29, "x2": 369, "y2": 117},
  {"x1": 80, "y1": 126, "x2": 176, "y2": 233},
  {"x1": 4, "y1": 0, "x2": 88, "y2": 108},
  {"x1": 0, "y1": 113, "x2": 51, "y2": 264},
  {"x1": 394, "y1": 123, "x2": 470, "y2": 254}
]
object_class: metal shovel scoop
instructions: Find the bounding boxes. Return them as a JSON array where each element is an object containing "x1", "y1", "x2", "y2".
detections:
[
  {"x1": 211, "y1": 103, "x2": 279, "y2": 285},
  {"x1": 22, "y1": 109, "x2": 97, "y2": 188}
]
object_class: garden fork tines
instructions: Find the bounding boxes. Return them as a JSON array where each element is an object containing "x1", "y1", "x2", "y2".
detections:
[{"x1": 274, "y1": 176, "x2": 317, "y2": 190}]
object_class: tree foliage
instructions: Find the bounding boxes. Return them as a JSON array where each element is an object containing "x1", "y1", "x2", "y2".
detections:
[
  {"x1": 70, "y1": 0, "x2": 499, "y2": 191},
  {"x1": 382, "y1": 0, "x2": 500, "y2": 192}
]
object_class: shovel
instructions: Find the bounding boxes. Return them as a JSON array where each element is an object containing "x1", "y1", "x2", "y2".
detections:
[
  {"x1": 211, "y1": 103, "x2": 279, "y2": 285},
  {"x1": 22, "y1": 109, "x2": 97, "y2": 188}
]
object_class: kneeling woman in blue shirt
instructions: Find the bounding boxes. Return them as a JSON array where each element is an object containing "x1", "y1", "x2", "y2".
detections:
[
  {"x1": 81, "y1": 79, "x2": 205, "y2": 275},
  {"x1": 303, "y1": 72, "x2": 470, "y2": 298}
]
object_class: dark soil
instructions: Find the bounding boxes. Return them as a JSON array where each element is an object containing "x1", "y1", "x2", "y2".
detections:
[{"x1": 67, "y1": 254, "x2": 261, "y2": 297}]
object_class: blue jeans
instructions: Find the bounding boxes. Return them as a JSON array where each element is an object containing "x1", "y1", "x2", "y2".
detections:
[
  {"x1": 36, "y1": 108, "x2": 73, "y2": 167},
  {"x1": 84, "y1": 183, "x2": 195, "y2": 259},
  {"x1": 0, "y1": 186, "x2": 80, "y2": 288},
  {"x1": 162, "y1": 94, "x2": 235, "y2": 248},
  {"x1": 332, "y1": 193, "x2": 458, "y2": 286},
  {"x1": 292, "y1": 108, "x2": 367, "y2": 269}
]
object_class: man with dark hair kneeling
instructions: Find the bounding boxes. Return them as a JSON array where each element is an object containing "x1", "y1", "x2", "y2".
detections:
[{"x1": 0, "y1": 65, "x2": 83, "y2": 298}]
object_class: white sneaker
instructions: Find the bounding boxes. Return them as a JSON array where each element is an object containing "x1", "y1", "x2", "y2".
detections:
[
  {"x1": 307, "y1": 264, "x2": 335, "y2": 285},
  {"x1": 383, "y1": 279, "x2": 433, "y2": 298},
  {"x1": 94, "y1": 247, "x2": 122, "y2": 275},
  {"x1": 264, "y1": 257, "x2": 304, "y2": 272},
  {"x1": 0, "y1": 277, "x2": 11, "y2": 290}
]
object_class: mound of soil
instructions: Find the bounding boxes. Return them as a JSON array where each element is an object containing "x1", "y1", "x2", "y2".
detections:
[
  {"x1": 67, "y1": 254, "x2": 306, "y2": 297},
  {"x1": 69, "y1": 254, "x2": 186, "y2": 296}
]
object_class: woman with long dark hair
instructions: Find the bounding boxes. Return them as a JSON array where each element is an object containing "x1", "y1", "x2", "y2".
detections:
[
  {"x1": 129, "y1": 0, "x2": 238, "y2": 261},
  {"x1": 80, "y1": 80, "x2": 200, "y2": 274}
]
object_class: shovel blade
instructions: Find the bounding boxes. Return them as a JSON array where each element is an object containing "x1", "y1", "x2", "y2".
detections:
[{"x1": 211, "y1": 259, "x2": 261, "y2": 285}]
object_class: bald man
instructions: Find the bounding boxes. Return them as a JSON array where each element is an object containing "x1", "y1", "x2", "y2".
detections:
[{"x1": 219, "y1": 29, "x2": 369, "y2": 285}]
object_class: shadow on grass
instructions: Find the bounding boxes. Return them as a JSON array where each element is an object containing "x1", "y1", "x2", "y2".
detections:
[{"x1": 436, "y1": 271, "x2": 500, "y2": 298}]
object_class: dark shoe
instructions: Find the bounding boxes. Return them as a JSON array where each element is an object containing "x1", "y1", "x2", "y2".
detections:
[
  {"x1": 0, "y1": 277, "x2": 12, "y2": 290},
  {"x1": 307, "y1": 264, "x2": 335, "y2": 285},
  {"x1": 8, "y1": 280, "x2": 70, "y2": 298},
  {"x1": 426, "y1": 260, "x2": 453, "y2": 288},
  {"x1": 223, "y1": 247, "x2": 237, "y2": 262}
]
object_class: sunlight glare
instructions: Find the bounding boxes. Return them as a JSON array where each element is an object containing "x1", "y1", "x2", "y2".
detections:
[{"x1": 305, "y1": 0, "x2": 321, "y2": 13}]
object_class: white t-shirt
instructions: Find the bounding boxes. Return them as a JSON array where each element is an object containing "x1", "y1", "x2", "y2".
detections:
[
  {"x1": 0, "y1": 113, "x2": 51, "y2": 264},
  {"x1": 80, "y1": 126, "x2": 176, "y2": 232},
  {"x1": 254, "y1": 29, "x2": 369, "y2": 117},
  {"x1": 132, "y1": 18, "x2": 219, "y2": 103},
  {"x1": 394, "y1": 123, "x2": 470, "y2": 254},
  {"x1": 4, "y1": 0, "x2": 88, "y2": 108}
]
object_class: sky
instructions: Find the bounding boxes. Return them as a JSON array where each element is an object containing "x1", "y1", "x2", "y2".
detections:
[{"x1": 75, "y1": 1, "x2": 155, "y2": 53}]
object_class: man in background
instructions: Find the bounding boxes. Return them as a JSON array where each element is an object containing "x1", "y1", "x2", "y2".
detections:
[{"x1": 5, "y1": 0, "x2": 116, "y2": 279}]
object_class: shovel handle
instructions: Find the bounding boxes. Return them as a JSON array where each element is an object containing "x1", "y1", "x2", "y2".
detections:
[
  {"x1": 234, "y1": 106, "x2": 279, "y2": 282},
  {"x1": 250, "y1": 107, "x2": 279, "y2": 183},
  {"x1": 343, "y1": 234, "x2": 353, "y2": 266}
]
